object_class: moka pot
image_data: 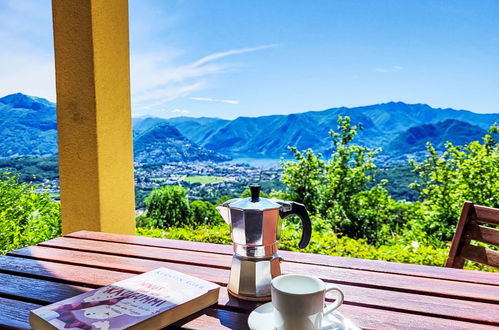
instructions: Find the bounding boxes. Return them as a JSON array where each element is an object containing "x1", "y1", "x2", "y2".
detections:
[{"x1": 216, "y1": 184, "x2": 312, "y2": 301}]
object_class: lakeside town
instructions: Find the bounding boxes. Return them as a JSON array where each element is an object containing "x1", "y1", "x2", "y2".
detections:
[
  {"x1": 27, "y1": 160, "x2": 284, "y2": 206},
  {"x1": 135, "y1": 161, "x2": 281, "y2": 189},
  {"x1": 135, "y1": 161, "x2": 283, "y2": 205}
]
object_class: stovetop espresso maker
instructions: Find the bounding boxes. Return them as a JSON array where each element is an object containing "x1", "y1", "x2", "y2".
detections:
[{"x1": 216, "y1": 184, "x2": 311, "y2": 301}]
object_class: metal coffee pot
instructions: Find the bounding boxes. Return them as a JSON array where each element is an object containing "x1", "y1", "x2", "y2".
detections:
[{"x1": 216, "y1": 184, "x2": 312, "y2": 301}]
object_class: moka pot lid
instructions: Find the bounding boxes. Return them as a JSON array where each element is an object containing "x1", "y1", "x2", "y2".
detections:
[{"x1": 227, "y1": 184, "x2": 280, "y2": 211}]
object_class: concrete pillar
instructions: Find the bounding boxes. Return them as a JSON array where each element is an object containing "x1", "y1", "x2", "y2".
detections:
[{"x1": 52, "y1": 0, "x2": 135, "y2": 234}]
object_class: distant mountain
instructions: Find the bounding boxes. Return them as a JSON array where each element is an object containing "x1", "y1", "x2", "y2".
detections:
[
  {"x1": 0, "y1": 93, "x2": 57, "y2": 157},
  {"x1": 134, "y1": 123, "x2": 230, "y2": 164},
  {"x1": 165, "y1": 116, "x2": 230, "y2": 145},
  {"x1": 386, "y1": 119, "x2": 487, "y2": 154},
  {"x1": 155, "y1": 102, "x2": 498, "y2": 157},
  {"x1": 0, "y1": 93, "x2": 229, "y2": 163}
]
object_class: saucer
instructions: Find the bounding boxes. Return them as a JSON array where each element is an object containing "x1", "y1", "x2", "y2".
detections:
[{"x1": 248, "y1": 302, "x2": 360, "y2": 330}]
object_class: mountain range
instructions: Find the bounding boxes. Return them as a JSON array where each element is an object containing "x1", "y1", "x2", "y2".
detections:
[
  {"x1": 162, "y1": 102, "x2": 498, "y2": 159},
  {"x1": 1, "y1": 93, "x2": 498, "y2": 163},
  {"x1": 0, "y1": 93, "x2": 226, "y2": 163}
]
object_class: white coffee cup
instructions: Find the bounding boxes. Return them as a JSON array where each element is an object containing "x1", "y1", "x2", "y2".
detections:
[{"x1": 271, "y1": 274, "x2": 344, "y2": 330}]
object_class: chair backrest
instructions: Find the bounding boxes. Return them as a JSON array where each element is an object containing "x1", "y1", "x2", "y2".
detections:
[{"x1": 446, "y1": 202, "x2": 499, "y2": 269}]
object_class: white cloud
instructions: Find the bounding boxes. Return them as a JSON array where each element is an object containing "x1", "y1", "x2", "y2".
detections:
[
  {"x1": 136, "y1": 82, "x2": 206, "y2": 103},
  {"x1": 171, "y1": 108, "x2": 189, "y2": 114},
  {"x1": 191, "y1": 97, "x2": 216, "y2": 102},
  {"x1": 191, "y1": 97, "x2": 240, "y2": 105},
  {"x1": 136, "y1": 81, "x2": 206, "y2": 106},
  {"x1": 375, "y1": 65, "x2": 402, "y2": 73},
  {"x1": 192, "y1": 44, "x2": 278, "y2": 67},
  {"x1": 222, "y1": 99, "x2": 240, "y2": 105},
  {"x1": 132, "y1": 45, "x2": 273, "y2": 111}
]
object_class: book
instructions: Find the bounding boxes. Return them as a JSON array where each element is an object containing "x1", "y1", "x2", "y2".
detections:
[{"x1": 30, "y1": 267, "x2": 220, "y2": 329}]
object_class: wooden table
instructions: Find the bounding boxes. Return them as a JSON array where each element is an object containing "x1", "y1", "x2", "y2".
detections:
[{"x1": 1, "y1": 231, "x2": 498, "y2": 329}]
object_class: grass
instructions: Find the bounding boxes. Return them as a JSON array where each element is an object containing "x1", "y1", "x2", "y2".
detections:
[
  {"x1": 183, "y1": 175, "x2": 228, "y2": 184},
  {"x1": 150, "y1": 177, "x2": 168, "y2": 182}
]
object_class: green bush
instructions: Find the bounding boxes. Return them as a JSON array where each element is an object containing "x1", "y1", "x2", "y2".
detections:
[
  {"x1": 0, "y1": 173, "x2": 61, "y2": 254},
  {"x1": 139, "y1": 185, "x2": 223, "y2": 229},
  {"x1": 281, "y1": 117, "x2": 408, "y2": 244},
  {"x1": 143, "y1": 185, "x2": 191, "y2": 228},
  {"x1": 410, "y1": 124, "x2": 499, "y2": 241},
  {"x1": 189, "y1": 200, "x2": 223, "y2": 226}
]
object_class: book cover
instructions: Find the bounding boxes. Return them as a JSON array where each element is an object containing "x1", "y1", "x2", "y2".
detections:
[{"x1": 30, "y1": 267, "x2": 220, "y2": 329}]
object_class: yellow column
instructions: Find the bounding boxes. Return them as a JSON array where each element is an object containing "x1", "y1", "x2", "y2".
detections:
[{"x1": 52, "y1": 0, "x2": 135, "y2": 234}]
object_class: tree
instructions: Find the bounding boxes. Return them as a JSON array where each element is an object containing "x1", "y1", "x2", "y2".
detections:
[
  {"x1": 189, "y1": 200, "x2": 223, "y2": 226},
  {"x1": 410, "y1": 124, "x2": 499, "y2": 240},
  {"x1": 139, "y1": 185, "x2": 224, "y2": 229},
  {"x1": 143, "y1": 185, "x2": 191, "y2": 228},
  {"x1": 0, "y1": 173, "x2": 61, "y2": 254},
  {"x1": 281, "y1": 116, "x2": 395, "y2": 243},
  {"x1": 281, "y1": 148, "x2": 324, "y2": 214},
  {"x1": 318, "y1": 116, "x2": 379, "y2": 221}
]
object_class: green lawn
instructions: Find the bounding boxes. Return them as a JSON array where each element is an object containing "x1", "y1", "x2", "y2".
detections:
[
  {"x1": 183, "y1": 175, "x2": 228, "y2": 184},
  {"x1": 150, "y1": 177, "x2": 168, "y2": 182}
]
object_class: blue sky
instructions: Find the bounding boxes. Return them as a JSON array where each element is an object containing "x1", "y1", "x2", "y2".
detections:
[{"x1": 0, "y1": 1, "x2": 498, "y2": 118}]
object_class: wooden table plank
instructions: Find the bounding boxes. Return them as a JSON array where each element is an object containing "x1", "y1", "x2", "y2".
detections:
[
  {"x1": 33, "y1": 237, "x2": 499, "y2": 303},
  {"x1": 282, "y1": 262, "x2": 499, "y2": 304},
  {"x1": 0, "y1": 272, "x2": 91, "y2": 305},
  {"x1": 0, "y1": 296, "x2": 41, "y2": 329},
  {"x1": 67, "y1": 230, "x2": 233, "y2": 254},
  {"x1": 6, "y1": 248, "x2": 499, "y2": 326},
  {"x1": 0, "y1": 255, "x2": 132, "y2": 287},
  {"x1": 338, "y1": 304, "x2": 498, "y2": 330},
  {"x1": 40, "y1": 237, "x2": 231, "y2": 269},
  {"x1": 10, "y1": 245, "x2": 230, "y2": 285},
  {"x1": 170, "y1": 307, "x2": 250, "y2": 330},
  {"x1": 67, "y1": 230, "x2": 499, "y2": 286}
]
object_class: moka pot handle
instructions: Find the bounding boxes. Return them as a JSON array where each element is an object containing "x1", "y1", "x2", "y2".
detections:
[{"x1": 279, "y1": 202, "x2": 312, "y2": 249}]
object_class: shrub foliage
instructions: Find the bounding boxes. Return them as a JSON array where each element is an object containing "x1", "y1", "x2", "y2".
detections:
[
  {"x1": 282, "y1": 117, "x2": 409, "y2": 244},
  {"x1": 0, "y1": 173, "x2": 61, "y2": 254},
  {"x1": 410, "y1": 124, "x2": 499, "y2": 241},
  {"x1": 137, "y1": 185, "x2": 223, "y2": 229}
]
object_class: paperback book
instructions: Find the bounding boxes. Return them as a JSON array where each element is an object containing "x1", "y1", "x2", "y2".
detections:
[{"x1": 30, "y1": 267, "x2": 220, "y2": 329}]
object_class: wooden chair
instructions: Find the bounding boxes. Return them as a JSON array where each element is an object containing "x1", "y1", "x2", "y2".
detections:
[{"x1": 446, "y1": 202, "x2": 499, "y2": 269}]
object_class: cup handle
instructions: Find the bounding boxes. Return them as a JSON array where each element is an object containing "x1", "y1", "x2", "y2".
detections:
[{"x1": 323, "y1": 284, "x2": 344, "y2": 316}]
